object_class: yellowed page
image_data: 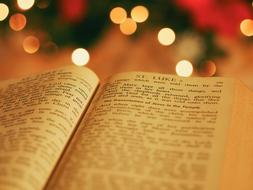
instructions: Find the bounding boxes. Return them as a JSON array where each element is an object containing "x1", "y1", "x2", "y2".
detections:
[
  {"x1": 0, "y1": 66, "x2": 99, "y2": 190},
  {"x1": 220, "y1": 81, "x2": 253, "y2": 190},
  {"x1": 48, "y1": 72, "x2": 235, "y2": 190}
]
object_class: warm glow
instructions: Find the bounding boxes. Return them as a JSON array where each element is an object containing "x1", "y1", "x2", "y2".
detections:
[
  {"x1": 158, "y1": 28, "x2": 176, "y2": 46},
  {"x1": 130, "y1": 5, "x2": 149, "y2": 23},
  {"x1": 72, "y1": 48, "x2": 90, "y2": 66},
  {"x1": 23, "y1": 36, "x2": 40, "y2": 54},
  {"x1": 9, "y1": 13, "x2": 27, "y2": 31},
  {"x1": 240, "y1": 19, "x2": 253, "y2": 36},
  {"x1": 176, "y1": 60, "x2": 193, "y2": 77},
  {"x1": 0, "y1": 3, "x2": 9, "y2": 21},
  {"x1": 37, "y1": 0, "x2": 49, "y2": 9},
  {"x1": 110, "y1": 7, "x2": 127, "y2": 24},
  {"x1": 17, "y1": 0, "x2": 35, "y2": 10},
  {"x1": 120, "y1": 18, "x2": 137, "y2": 35},
  {"x1": 43, "y1": 41, "x2": 58, "y2": 53},
  {"x1": 204, "y1": 61, "x2": 216, "y2": 76}
]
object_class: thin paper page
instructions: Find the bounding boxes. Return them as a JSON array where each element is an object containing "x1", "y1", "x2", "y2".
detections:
[
  {"x1": 220, "y1": 81, "x2": 253, "y2": 190},
  {"x1": 49, "y1": 72, "x2": 235, "y2": 190},
  {"x1": 0, "y1": 66, "x2": 99, "y2": 190}
]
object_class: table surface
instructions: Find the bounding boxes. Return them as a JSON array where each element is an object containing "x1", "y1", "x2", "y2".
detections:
[{"x1": 1, "y1": 27, "x2": 253, "y2": 89}]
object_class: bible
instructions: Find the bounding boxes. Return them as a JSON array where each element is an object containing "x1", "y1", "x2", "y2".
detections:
[{"x1": 0, "y1": 66, "x2": 253, "y2": 190}]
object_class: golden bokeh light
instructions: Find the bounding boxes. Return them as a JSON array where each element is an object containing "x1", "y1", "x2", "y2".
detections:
[
  {"x1": 240, "y1": 19, "x2": 253, "y2": 36},
  {"x1": 158, "y1": 27, "x2": 176, "y2": 46},
  {"x1": 119, "y1": 18, "x2": 137, "y2": 35},
  {"x1": 176, "y1": 60, "x2": 193, "y2": 77},
  {"x1": 9, "y1": 13, "x2": 27, "y2": 31},
  {"x1": 130, "y1": 5, "x2": 149, "y2": 23},
  {"x1": 204, "y1": 61, "x2": 216, "y2": 76},
  {"x1": 23, "y1": 36, "x2": 40, "y2": 54},
  {"x1": 17, "y1": 0, "x2": 35, "y2": 10},
  {"x1": 71, "y1": 48, "x2": 90, "y2": 66},
  {"x1": 0, "y1": 3, "x2": 9, "y2": 21},
  {"x1": 110, "y1": 7, "x2": 127, "y2": 24}
]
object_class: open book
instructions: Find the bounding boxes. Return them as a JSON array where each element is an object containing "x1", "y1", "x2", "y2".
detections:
[{"x1": 0, "y1": 66, "x2": 253, "y2": 190}]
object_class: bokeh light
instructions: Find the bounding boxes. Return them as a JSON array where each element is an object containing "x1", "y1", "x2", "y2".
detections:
[
  {"x1": 120, "y1": 18, "x2": 137, "y2": 35},
  {"x1": 0, "y1": 3, "x2": 9, "y2": 21},
  {"x1": 158, "y1": 28, "x2": 176, "y2": 46},
  {"x1": 37, "y1": 0, "x2": 50, "y2": 9},
  {"x1": 43, "y1": 41, "x2": 58, "y2": 53},
  {"x1": 17, "y1": 0, "x2": 35, "y2": 10},
  {"x1": 9, "y1": 13, "x2": 27, "y2": 31},
  {"x1": 71, "y1": 48, "x2": 90, "y2": 66},
  {"x1": 176, "y1": 60, "x2": 193, "y2": 77},
  {"x1": 23, "y1": 36, "x2": 40, "y2": 54},
  {"x1": 240, "y1": 19, "x2": 253, "y2": 36},
  {"x1": 110, "y1": 7, "x2": 127, "y2": 24},
  {"x1": 204, "y1": 61, "x2": 216, "y2": 76},
  {"x1": 130, "y1": 5, "x2": 149, "y2": 23}
]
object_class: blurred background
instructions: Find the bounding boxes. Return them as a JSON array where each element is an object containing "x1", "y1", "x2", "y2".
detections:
[{"x1": 1, "y1": 0, "x2": 253, "y2": 88}]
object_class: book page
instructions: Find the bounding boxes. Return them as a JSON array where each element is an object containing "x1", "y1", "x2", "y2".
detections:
[
  {"x1": 0, "y1": 66, "x2": 99, "y2": 190},
  {"x1": 48, "y1": 72, "x2": 235, "y2": 190},
  {"x1": 220, "y1": 81, "x2": 253, "y2": 190}
]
